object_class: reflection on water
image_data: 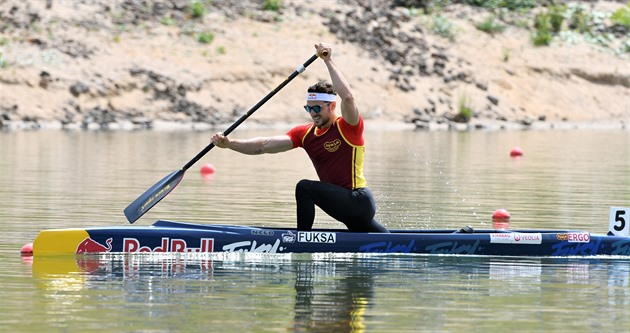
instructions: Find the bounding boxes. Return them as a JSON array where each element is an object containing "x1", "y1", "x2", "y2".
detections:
[
  {"x1": 23, "y1": 254, "x2": 630, "y2": 332},
  {"x1": 1, "y1": 129, "x2": 629, "y2": 332}
]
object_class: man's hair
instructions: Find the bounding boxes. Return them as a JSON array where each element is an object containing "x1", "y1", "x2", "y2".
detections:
[{"x1": 307, "y1": 81, "x2": 336, "y2": 95}]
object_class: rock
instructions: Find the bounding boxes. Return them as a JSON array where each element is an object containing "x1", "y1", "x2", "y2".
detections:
[
  {"x1": 69, "y1": 82, "x2": 89, "y2": 97},
  {"x1": 39, "y1": 71, "x2": 51, "y2": 89},
  {"x1": 487, "y1": 95, "x2": 499, "y2": 106}
]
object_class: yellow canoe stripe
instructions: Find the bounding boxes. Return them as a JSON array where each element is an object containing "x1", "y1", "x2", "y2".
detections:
[{"x1": 33, "y1": 229, "x2": 89, "y2": 256}]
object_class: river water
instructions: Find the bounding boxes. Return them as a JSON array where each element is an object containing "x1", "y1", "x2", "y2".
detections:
[{"x1": 1, "y1": 127, "x2": 629, "y2": 332}]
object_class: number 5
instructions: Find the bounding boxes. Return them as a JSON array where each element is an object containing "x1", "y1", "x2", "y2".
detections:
[{"x1": 610, "y1": 207, "x2": 630, "y2": 237}]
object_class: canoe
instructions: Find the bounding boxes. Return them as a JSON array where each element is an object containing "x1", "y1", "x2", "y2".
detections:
[{"x1": 30, "y1": 220, "x2": 630, "y2": 257}]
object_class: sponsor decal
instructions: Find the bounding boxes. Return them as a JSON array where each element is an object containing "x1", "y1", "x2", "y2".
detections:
[
  {"x1": 611, "y1": 239, "x2": 630, "y2": 256},
  {"x1": 490, "y1": 233, "x2": 542, "y2": 244},
  {"x1": 221, "y1": 239, "x2": 282, "y2": 253},
  {"x1": 324, "y1": 139, "x2": 341, "y2": 153},
  {"x1": 251, "y1": 229, "x2": 275, "y2": 236},
  {"x1": 556, "y1": 233, "x2": 568, "y2": 241},
  {"x1": 282, "y1": 231, "x2": 296, "y2": 243},
  {"x1": 76, "y1": 237, "x2": 113, "y2": 254},
  {"x1": 141, "y1": 184, "x2": 171, "y2": 212},
  {"x1": 359, "y1": 240, "x2": 415, "y2": 253},
  {"x1": 298, "y1": 232, "x2": 336, "y2": 243},
  {"x1": 552, "y1": 238, "x2": 630, "y2": 256},
  {"x1": 551, "y1": 238, "x2": 602, "y2": 256},
  {"x1": 556, "y1": 232, "x2": 590, "y2": 243},
  {"x1": 123, "y1": 237, "x2": 214, "y2": 253},
  {"x1": 425, "y1": 240, "x2": 481, "y2": 255}
]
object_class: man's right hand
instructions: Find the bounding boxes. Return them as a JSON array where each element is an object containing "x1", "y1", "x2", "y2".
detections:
[{"x1": 211, "y1": 132, "x2": 230, "y2": 148}]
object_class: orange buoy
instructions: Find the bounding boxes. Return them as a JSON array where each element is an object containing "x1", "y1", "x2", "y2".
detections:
[
  {"x1": 492, "y1": 209, "x2": 511, "y2": 230},
  {"x1": 20, "y1": 243, "x2": 33, "y2": 257}
]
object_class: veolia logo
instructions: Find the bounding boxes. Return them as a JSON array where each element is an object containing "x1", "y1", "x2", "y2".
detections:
[{"x1": 324, "y1": 139, "x2": 341, "y2": 152}]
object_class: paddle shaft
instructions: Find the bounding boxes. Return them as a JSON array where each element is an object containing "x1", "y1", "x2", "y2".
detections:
[
  {"x1": 124, "y1": 53, "x2": 321, "y2": 223},
  {"x1": 182, "y1": 53, "x2": 319, "y2": 171}
]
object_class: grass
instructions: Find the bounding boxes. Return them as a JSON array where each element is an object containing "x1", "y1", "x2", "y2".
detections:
[
  {"x1": 161, "y1": 16, "x2": 175, "y2": 26},
  {"x1": 0, "y1": 52, "x2": 8, "y2": 68},
  {"x1": 476, "y1": 16, "x2": 506, "y2": 34},
  {"x1": 456, "y1": 94, "x2": 473, "y2": 123},
  {"x1": 465, "y1": 0, "x2": 535, "y2": 12}
]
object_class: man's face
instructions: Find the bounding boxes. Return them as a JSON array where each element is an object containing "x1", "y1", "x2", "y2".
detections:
[{"x1": 304, "y1": 101, "x2": 333, "y2": 127}]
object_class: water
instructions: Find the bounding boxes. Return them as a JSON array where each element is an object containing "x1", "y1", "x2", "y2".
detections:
[{"x1": 1, "y1": 128, "x2": 629, "y2": 332}]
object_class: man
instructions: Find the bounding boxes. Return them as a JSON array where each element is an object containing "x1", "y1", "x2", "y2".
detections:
[{"x1": 211, "y1": 42, "x2": 388, "y2": 233}]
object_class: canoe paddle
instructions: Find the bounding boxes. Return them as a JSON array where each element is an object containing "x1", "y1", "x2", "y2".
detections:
[{"x1": 124, "y1": 53, "x2": 321, "y2": 223}]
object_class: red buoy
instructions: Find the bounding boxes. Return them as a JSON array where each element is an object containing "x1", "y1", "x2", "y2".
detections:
[
  {"x1": 510, "y1": 147, "x2": 523, "y2": 157},
  {"x1": 200, "y1": 163, "x2": 216, "y2": 175},
  {"x1": 200, "y1": 163, "x2": 216, "y2": 180},
  {"x1": 492, "y1": 209, "x2": 511, "y2": 230},
  {"x1": 20, "y1": 243, "x2": 33, "y2": 257}
]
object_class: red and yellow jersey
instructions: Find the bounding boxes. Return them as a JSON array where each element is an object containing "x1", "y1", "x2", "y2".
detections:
[{"x1": 287, "y1": 116, "x2": 367, "y2": 190}]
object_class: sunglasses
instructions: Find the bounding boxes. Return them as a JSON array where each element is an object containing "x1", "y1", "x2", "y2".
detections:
[{"x1": 303, "y1": 103, "x2": 330, "y2": 114}]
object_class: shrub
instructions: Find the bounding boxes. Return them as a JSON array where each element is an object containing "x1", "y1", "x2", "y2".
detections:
[
  {"x1": 197, "y1": 31, "x2": 214, "y2": 44},
  {"x1": 456, "y1": 94, "x2": 473, "y2": 123},
  {"x1": 532, "y1": 12, "x2": 552, "y2": 46},
  {"x1": 190, "y1": 1, "x2": 205, "y2": 18},
  {"x1": 431, "y1": 14, "x2": 455, "y2": 40},
  {"x1": 611, "y1": 5, "x2": 630, "y2": 28},
  {"x1": 568, "y1": 4, "x2": 592, "y2": 34},
  {"x1": 263, "y1": 0, "x2": 283, "y2": 12},
  {"x1": 548, "y1": 4, "x2": 566, "y2": 33}
]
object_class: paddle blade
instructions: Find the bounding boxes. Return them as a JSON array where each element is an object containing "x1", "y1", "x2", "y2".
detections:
[{"x1": 124, "y1": 169, "x2": 185, "y2": 224}]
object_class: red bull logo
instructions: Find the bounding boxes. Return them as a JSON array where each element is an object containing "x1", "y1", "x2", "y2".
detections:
[
  {"x1": 76, "y1": 237, "x2": 113, "y2": 254},
  {"x1": 123, "y1": 237, "x2": 214, "y2": 253}
]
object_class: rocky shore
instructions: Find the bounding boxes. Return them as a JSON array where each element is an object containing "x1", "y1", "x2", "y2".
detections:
[{"x1": 0, "y1": 0, "x2": 628, "y2": 131}]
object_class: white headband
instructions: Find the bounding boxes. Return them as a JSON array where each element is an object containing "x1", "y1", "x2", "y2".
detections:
[{"x1": 306, "y1": 92, "x2": 336, "y2": 102}]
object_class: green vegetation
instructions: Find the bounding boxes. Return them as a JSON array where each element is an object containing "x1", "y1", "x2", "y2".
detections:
[
  {"x1": 263, "y1": 0, "x2": 283, "y2": 12},
  {"x1": 0, "y1": 37, "x2": 8, "y2": 46},
  {"x1": 456, "y1": 94, "x2": 473, "y2": 123},
  {"x1": 431, "y1": 14, "x2": 455, "y2": 40},
  {"x1": 0, "y1": 52, "x2": 8, "y2": 68},
  {"x1": 161, "y1": 16, "x2": 175, "y2": 26},
  {"x1": 190, "y1": 1, "x2": 205, "y2": 18},
  {"x1": 567, "y1": 3, "x2": 592, "y2": 34},
  {"x1": 216, "y1": 46, "x2": 226, "y2": 54},
  {"x1": 532, "y1": 12, "x2": 552, "y2": 46},
  {"x1": 465, "y1": 0, "x2": 536, "y2": 12},
  {"x1": 548, "y1": 4, "x2": 565, "y2": 33},
  {"x1": 476, "y1": 16, "x2": 505, "y2": 34},
  {"x1": 197, "y1": 31, "x2": 214, "y2": 44},
  {"x1": 611, "y1": 4, "x2": 630, "y2": 28},
  {"x1": 404, "y1": 1, "x2": 627, "y2": 53}
]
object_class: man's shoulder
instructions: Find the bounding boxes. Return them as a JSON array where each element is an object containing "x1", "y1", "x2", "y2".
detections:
[
  {"x1": 287, "y1": 123, "x2": 313, "y2": 136},
  {"x1": 286, "y1": 123, "x2": 314, "y2": 148}
]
